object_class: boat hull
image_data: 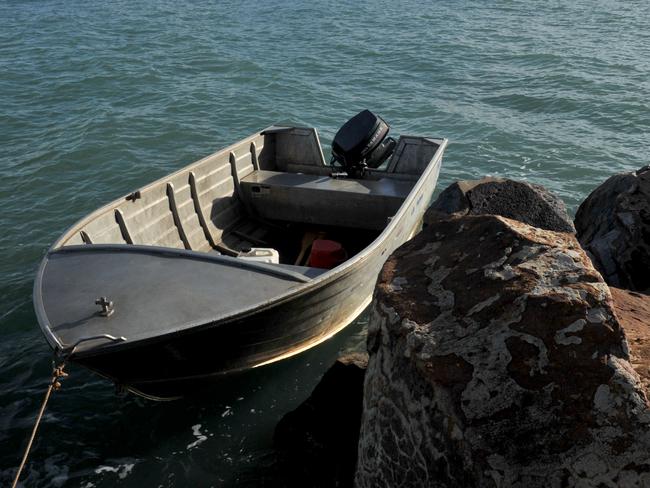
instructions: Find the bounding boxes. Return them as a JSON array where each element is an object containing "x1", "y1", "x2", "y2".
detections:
[
  {"x1": 76, "y1": 267, "x2": 374, "y2": 399},
  {"x1": 71, "y1": 152, "x2": 441, "y2": 399},
  {"x1": 34, "y1": 127, "x2": 446, "y2": 399}
]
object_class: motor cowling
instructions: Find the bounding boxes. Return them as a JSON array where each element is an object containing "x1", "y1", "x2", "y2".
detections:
[{"x1": 330, "y1": 110, "x2": 396, "y2": 177}]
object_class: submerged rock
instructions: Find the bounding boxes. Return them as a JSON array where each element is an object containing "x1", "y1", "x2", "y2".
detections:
[
  {"x1": 425, "y1": 177, "x2": 575, "y2": 233},
  {"x1": 274, "y1": 353, "x2": 367, "y2": 488},
  {"x1": 355, "y1": 213, "x2": 650, "y2": 488},
  {"x1": 575, "y1": 165, "x2": 650, "y2": 292}
]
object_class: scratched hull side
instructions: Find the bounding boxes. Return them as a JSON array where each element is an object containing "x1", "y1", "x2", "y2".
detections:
[
  {"x1": 74, "y1": 159, "x2": 441, "y2": 399},
  {"x1": 75, "y1": 261, "x2": 374, "y2": 398}
]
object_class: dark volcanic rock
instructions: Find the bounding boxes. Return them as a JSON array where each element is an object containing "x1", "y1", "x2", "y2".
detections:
[
  {"x1": 575, "y1": 165, "x2": 650, "y2": 292},
  {"x1": 274, "y1": 353, "x2": 367, "y2": 488},
  {"x1": 426, "y1": 178, "x2": 575, "y2": 233},
  {"x1": 355, "y1": 214, "x2": 650, "y2": 488}
]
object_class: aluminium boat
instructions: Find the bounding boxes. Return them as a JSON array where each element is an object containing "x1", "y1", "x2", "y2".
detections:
[{"x1": 33, "y1": 111, "x2": 447, "y2": 399}]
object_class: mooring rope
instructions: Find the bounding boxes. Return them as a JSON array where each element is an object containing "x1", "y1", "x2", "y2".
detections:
[{"x1": 11, "y1": 360, "x2": 68, "y2": 488}]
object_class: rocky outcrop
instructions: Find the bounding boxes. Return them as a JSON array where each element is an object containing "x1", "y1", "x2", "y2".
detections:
[
  {"x1": 575, "y1": 166, "x2": 650, "y2": 292},
  {"x1": 274, "y1": 353, "x2": 367, "y2": 488},
  {"x1": 425, "y1": 177, "x2": 575, "y2": 233},
  {"x1": 355, "y1": 213, "x2": 650, "y2": 488}
]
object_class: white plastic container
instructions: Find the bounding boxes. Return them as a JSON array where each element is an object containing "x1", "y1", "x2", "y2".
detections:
[{"x1": 238, "y1": 247, "x2": 280, "y2": 264}]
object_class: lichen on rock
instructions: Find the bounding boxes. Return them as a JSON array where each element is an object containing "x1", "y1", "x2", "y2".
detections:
[{"x1": 355, "y1": 213, "x2": 650, "y2": 488}]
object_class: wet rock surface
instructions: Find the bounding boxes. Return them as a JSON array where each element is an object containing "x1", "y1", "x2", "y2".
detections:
[
  {"x1": 425, "y1": 177, "x2": 575, "y2": 233},
  {"x1": 355, "y1": 213, "x2": 650, "y2": 488},
  {"x1": 575, "y1": 166, "x2": 650, "y2": 292},
  {"x1": 273, "y1": 353, "x2": 367, "y2": 488}
]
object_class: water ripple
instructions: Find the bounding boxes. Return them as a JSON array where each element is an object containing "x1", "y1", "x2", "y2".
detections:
[{"x1": 2, "y1": 0, "x2": 650, "y2": 486}]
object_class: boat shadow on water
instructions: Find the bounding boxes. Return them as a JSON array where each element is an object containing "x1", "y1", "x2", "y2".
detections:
[{"x1": 4, "y1": 313, "x2": 368, "y2": 487}]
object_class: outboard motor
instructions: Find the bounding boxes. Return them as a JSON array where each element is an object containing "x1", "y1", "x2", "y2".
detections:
[{"x1": 330, "y1": 110, "x2": 396, "y2": 178}]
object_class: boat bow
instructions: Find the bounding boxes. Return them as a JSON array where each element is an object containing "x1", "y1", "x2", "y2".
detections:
[{"x1": 34, "y1": 244, "x2": 315, "y2": 356}]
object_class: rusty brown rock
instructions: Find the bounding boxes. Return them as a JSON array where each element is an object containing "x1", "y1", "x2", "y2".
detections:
[
  {"x1": 355, "y1": 214, "x2": 650, "y2": 488},
  {"x1": 425, "y1": 177, "x2": 575, "y2": 233},
  {"x1": 610, "y1": 287, "x2": 650, "y2": 397},
  {"x1": 575, "y1": 165, "x2": 650, "y2": 292}
]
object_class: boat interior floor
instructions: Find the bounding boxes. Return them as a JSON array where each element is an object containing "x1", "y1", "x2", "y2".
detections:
[{"x1": 219, "y1": 217, "x2": 381, "y2": 268}]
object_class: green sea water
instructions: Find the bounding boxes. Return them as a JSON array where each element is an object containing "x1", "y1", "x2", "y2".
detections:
[{"x1": 2, "y1": 0, "x2": 650, "y2": 486}]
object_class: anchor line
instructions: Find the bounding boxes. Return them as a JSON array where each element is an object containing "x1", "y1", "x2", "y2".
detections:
[{"x1": 11, "y1": 358, "x2": 69, "y2": 488}]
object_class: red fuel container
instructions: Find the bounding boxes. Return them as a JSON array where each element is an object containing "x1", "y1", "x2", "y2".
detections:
[{"x1": 308, "y1": 239, "x2": 347, "y2": 269}]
